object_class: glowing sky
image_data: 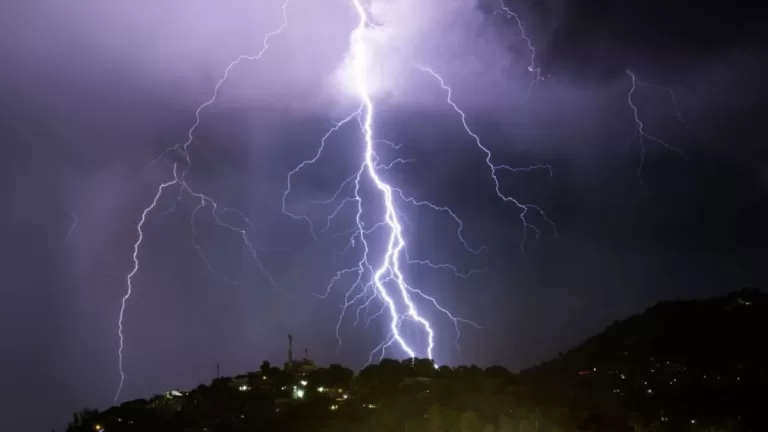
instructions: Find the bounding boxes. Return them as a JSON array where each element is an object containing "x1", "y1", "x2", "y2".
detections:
[{"x1": 0, "y1": 0, "x2": 765, "y2": 430}]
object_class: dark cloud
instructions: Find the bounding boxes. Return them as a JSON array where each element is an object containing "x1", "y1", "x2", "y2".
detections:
[
  {"x1": 1, "y1": 0, "x2": 766, "y2": 431},
  {"x1": 541, "y1": 0, "x2": 765, "y2": 83}
]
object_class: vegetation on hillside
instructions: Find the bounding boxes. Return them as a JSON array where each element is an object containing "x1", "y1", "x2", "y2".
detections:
[
  {"x1": 522, "y1": 288, "x2": 766, "y2": 430},
  {"x1": 67, "y1": 290, "x2": 765, "y2": 431}
]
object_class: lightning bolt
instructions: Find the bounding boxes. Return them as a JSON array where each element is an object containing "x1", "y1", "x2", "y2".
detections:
[
  {"x1": 633, "y1": 75, "x2": 688, "y2": 127},
  {"x1": 282, "y1": 111, "x2": 361, "y2": 239},
  {"x1": 499, "y1": 0, "x2": 547, "y2": 102},
  {"x1": 283, "y1": 0, "x2": 563, "y2": 363},
  {"x1": 115, "y1": 0, "x2": 289, "y2": 402},
  {"x1": 111, "y1": 0, "x2": 697, "y2": 403},
  {"x1": 625, "y1": 69, "x2": 689, "y2": 180},
  {"x1": 418, "y1": 67, "x2": 558, "y2": 252},
  {"x1": 497, "y1": 2, "x2": 689, "y2": 183},
  {"x1": 65, "y1": 211, "x2": 78, "y2": 242},
  {"x1": 284, "y1": 1, "x2": 489, "y2": 363},
  {"x1": 116, "y1": 167, "x2": 179, "y2": 402}
]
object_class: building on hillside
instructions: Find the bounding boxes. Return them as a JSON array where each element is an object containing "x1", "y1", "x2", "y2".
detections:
[
  {"x1": 283, "y1": 334, "x2": 317, "y2": 375},
  {"x1": 149, "y1": 390, "x2": 186, "y2": 416},
  {"x1": 230, "y1": 375, "x2": 250, "y2": 392}
]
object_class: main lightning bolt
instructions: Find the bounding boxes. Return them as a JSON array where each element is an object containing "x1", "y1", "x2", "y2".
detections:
[
  {"x1": 111, "y1": 0, "x2": 698, "y2": 403},
  {"x1": 115, "y1": 1, "x2": 289, "y2": 402},
  {"x1": 283, "y1": 1, "x2": 488, "y2": 363},
  {"x1": 346, "y1": 4, "x2": 479, "y2": 361},
  {"x1": 283, "y1": 0, "x2": 558, "y2": 364}
]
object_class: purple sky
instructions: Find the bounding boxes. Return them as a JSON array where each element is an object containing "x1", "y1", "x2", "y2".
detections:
[{"x1": 0, "y1": 0, "x2": 765, "y2": 430}]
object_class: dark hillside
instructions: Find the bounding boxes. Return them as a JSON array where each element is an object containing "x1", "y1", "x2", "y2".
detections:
[{"x1": 524, "y1": 289, "x2": 767, "y2": 430}]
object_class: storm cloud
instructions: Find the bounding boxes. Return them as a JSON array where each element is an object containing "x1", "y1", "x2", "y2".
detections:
[
  {"x1": 4, "y1": 0, "x2": 572, "y2": 115},
  {"x1": 1, "y1": 1, "x2": 765, "y2": 431}
]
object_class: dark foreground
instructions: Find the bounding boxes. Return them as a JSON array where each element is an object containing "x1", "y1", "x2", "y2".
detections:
[{"x1": 68, "y1": 290, "x2": 766, "y2": 431}]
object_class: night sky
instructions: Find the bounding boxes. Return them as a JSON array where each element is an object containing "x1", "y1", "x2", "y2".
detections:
[{"x1": 0, "y1": 0, "x2": 765, "y2": 430}]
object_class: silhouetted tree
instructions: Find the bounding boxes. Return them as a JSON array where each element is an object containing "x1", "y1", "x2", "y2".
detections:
[{"x1": 260, "y1": 360, "x2": 271, "y2": 375}]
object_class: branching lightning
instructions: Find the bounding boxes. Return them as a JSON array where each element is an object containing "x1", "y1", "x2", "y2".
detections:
[
  {"x1": 113, "y1": 0, "x2": 694, "y2": 401},
  {"x1": 283, "y1": 1, "x2": 491, "y2": 363},
  {"x1": 625, "y1": 69, "x2": 690, "y2": 180},
  {"x1": 497, "y1": 1, "x2": 689, "y2": 181},
  {"x1": 499, "y1": 0, "x2": 547, "y2": 102},
  {"x1": 419, "y1": 67, "x2": 558, "y2": 251},
  {"x1": 633, "y1": 75, "x2": 688, "y2": 127},
  {"x1": 282, "y1": 111, "x2": 361, "y2": 239},
  {"x1": 281, "y1": 0, "x2": 560, "y2": 364},
  {"x1": 114, "y1": 0, "x2": 289, "y2": 402}
]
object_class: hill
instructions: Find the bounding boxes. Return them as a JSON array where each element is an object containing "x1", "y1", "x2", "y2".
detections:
[
  {"x1": 67, "y1": 360, "x2": 587, "y2": 432},
  {"x1": 64, "y1": 290, "x2": 766, "y2": 432},
  {"x1": 523, "y1": 288, "x2": 767, "y2": 430}
]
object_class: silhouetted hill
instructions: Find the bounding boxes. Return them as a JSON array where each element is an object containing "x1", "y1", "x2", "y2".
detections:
[
  {"x1": 65, "y1": 290, "x2": 766, "y2": 431},
  {"x1": 523, "y1": 288, "x2": 767, "y2": 429}
]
